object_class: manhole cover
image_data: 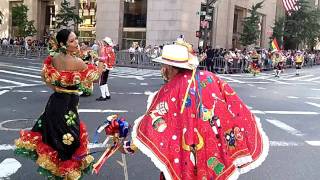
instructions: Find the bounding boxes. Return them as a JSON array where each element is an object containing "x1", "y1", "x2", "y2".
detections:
[{"x1": 0, "y1": 119, "x2": 36, "y2": 131}]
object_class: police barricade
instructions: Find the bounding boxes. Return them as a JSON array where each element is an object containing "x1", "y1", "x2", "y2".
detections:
[
  {"x1": 226, "y1": 58, "x2": 247, "y2": 74},
  {"x1": 0, "y1": 45, "x2": 8, "y2": 55},
  {"x1": 115, "y1": 50, "x2": 160, "y2": 69},
  {"x1": 207, "y1": 57, "x2": 227, "y2": 74}
]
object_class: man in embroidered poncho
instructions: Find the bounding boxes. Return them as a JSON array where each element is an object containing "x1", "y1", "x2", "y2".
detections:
[{"x1": 131, "y1": 40, "x2": 269, "y2": 180}]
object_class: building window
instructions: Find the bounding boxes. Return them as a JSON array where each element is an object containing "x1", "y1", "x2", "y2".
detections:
[
  {"x1": 78, "y1": 0, "x2": 96, "y2": 43},
  {"x1": 122, "y1": 0, "x2": 147, "y2": 49}
]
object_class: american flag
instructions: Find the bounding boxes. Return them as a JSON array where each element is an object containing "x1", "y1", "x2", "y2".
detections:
[{"x1": 282, "y1": 0, "x2": 299, "y2": 13}]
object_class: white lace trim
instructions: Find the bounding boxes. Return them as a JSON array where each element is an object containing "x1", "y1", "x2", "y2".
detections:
[
  {"x1": 228, "y1": 116, "x2": 270, "y2": 180},
  {"x1": 132, "y1": 115, "x2": 173, "y2": 180},
  {"x1": 132, "y1": 113, "x2": 269, "y2": 180}
]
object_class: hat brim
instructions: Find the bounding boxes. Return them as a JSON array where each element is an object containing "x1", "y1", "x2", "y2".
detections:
[{"x1": 152, "y1": 56, "x2": 195, "y2": 70}]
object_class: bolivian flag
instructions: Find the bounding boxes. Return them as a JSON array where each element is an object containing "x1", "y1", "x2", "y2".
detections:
[{"x1": 271, "y1": 38, "x2": 280, "y2": 51}]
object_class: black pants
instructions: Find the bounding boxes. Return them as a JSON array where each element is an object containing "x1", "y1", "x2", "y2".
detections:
[{"x1": 99, "y1": 70, "x2": 110, "y2": 86}]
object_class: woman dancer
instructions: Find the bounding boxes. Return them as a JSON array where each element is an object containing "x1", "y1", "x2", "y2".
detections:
[{"x1": 15, "y1": 29, "x2": 104, "y2": 179}]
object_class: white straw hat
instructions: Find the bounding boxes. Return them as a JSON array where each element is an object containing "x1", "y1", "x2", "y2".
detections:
[
  {"x1": 152, "y1": 44, "x2": 198, "y2": 70},
  {"x1": 103, "y1": 37, "x2": 114, "y2": 46}
]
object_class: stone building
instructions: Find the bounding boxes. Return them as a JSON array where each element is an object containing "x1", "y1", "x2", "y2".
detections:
[{"x1": 0, "y1": 0, "x2": 292, "y2": 50}]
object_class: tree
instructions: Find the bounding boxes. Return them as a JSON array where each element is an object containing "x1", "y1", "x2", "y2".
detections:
[
  {"x1": 283, "y1": 0, "x2": 320, "y2": 50},
  {"x1": 12, "y1": 4, "x2": 37, "y2": 37},
  {"x1": 271, "y1": 17, "x2": 285, "y2": 49},
  {"x1": 239, "y1": 1, "x2": 264, "y2": 47},
  {"x1": 55, "y1": 0, "x2": 83, "y2": 30}
]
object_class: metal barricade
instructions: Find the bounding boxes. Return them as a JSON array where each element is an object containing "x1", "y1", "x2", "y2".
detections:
[{"x1": 115, "y1": 50, "x2": 160, "y2": 69}]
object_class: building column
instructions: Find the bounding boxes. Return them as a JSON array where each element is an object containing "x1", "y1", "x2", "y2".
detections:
[
  {"x1": 96, "y1": 0, "x2": 122, "y2": 45},
  {"x1": 24, "y1": 0, "x2": 39, "y2": 38}
]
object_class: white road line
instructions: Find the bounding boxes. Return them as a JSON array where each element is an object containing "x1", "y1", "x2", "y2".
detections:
[
  {"x1": 264, "y1": 78, "x2": 290, "y2": 84},
  {"x1": 307, "y1": 97, "x2": 320, "y2": 100},
  {"x1": 305, "y1": 76, "x2": 320, "y2": 82},
  {"x1": 0, "y1": 144, "x2": 15, "y2": 150},
  {"x1": 311, "y1": 88, "x2": 320, "y2": 91},
  {"x1": 305, "y1": 141, "x2": 320, "y2": 146},
  {"x1": 287, "y1": 96, "x2": 299, "y2": 99},
  {"x1": 0, "y1": 158, "x2": 21, "y2": 178},
  {"x1": 0, "y1": 84, "x2": 39, "y2": 90},
  {"x1": 218, "y1": 76, "x2": 245, "y2": 83},
  {"x1": 0, "y1": 64, "x2": 41, "y2": 72},
  {"x1": 257, "y1": 87, "x2": 266, "y2": 90},
  {"x1": 266, "y1": 119, "x2": 304, "y2": 136},
  {"x1": 0, "y1": 79, "x2": 28, "y2": 86},
  {"x1": 287, "y1": 74, "x2": 314, "y2": 80},
  {"x1": 78, "y1": 109, "x2": 128, "y2": 113},
  {"x1": 0, "y1": 70, "x2": 41, "y2": 79},
  {"x1": 12, "y1": 90, "x2": 33, "y2": 93},
  {"x1": 0, "y1": 90, "x2": 9, "y2": 96},
  {"x1": 269, "y1": 141, "x2": 301, "y2": 146},
  {"x1": 264, "y1": 111, "x2": 319, "y2": 115},
  {"x1": 305, "y1": 102, "x2": 320, "y2": 108},
  {"x1": 251, "y1": 110, "x2": 266, "y2": 114}
]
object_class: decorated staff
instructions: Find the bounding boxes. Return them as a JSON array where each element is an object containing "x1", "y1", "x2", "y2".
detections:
[{"x1": 92, "y1": 114, "x2": 136, "y2": 174}]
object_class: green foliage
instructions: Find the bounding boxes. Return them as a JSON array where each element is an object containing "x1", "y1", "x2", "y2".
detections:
[
  {"x1": 271, "y1": 17, "x2": 285, "y2": 48},
  {"x1": 284, "y1": 0, "x2": 320, "y2": 50},
  {"x1": 55, "y1": 0, "x2": 83, "y2": 29},
  {"x1": 239, "y1": 1, "x2": 264, "y2": 47},
  {"x1": 11, "y1": 4, "x2": 37, "y2": 37}
]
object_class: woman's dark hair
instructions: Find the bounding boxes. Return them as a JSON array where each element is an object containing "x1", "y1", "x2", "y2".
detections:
[{"x1": 56, "y1": 29, "x2": 71, "y2": 48}]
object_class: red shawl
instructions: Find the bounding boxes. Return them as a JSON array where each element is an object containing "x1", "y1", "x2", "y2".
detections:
[{"x1": 132, "y1": 70, "x2": 269, "y2": 180}]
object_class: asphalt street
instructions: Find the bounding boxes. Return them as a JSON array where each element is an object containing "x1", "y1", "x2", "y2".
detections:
[{"x1": 0, "y1": 56, "x2": 320, "y2": 180}]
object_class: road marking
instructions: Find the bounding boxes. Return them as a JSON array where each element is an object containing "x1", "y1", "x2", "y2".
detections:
[
  {"x1": 0, "y1": 158, "x2": 21, "y2": 178},
  {"x1": 286, "y1": 74, "x2": 314, "y2": 80},
  {"x1": 0, "y1": 64, "x2": 41, "y2": 72},
  {"x1": 287, "y1": 96, "x2": 299, "y2": 99},
  {"x1": 305, "y1": 102, "x2": 320, "y2": 108},
  {"x1": 305, "y1": 76, "x2": 320, "y2": 81},
  {"x1": 263, "y1": 78, "x2": 290, "y2": 84},
  {"x1": 0, "y1": 84, "x2": 39, "y2": 90},
  {"x1": 0, "y1": 70, "x2": 41, "y2": 79},
  {"x1": 257, "y1": 87, "x2": 266, "y2": 90},
  {"x1": 218, "y1": 76, "x2": 245, "y2": 83},
  {"x1": 12, "y1": 90, "x2": 33, "y2": 93},
  {"x1": 0, "y1": 79, "x2": 28, "y2": 86},
  {"x1": 263, "y1": 111, "x2": 319, "y2": 115},
  {"x1": 311, "y1": 88, "x2": 320, "y2": 91},
  {"x1": 307, "y1": 97, "x2": 320, "y2": 100},
  {"x1": 78, "y1": 109, "x2": 128, "y2": 113},
  {"x1": 266, "y1": 119, "x2": 304, "y2": 136},
  {"x1": 0, "y1": 144, "x2": 15, "y2": 150},
  {"x1": 251, "y1": 110, "x2": 266, "y2": 114},
  {"x1": 269, "y1": 141, "x2": 301, "y2": 146},
  {"x1": 0, "y1": 90, "x2": 9, "y2": 96},
  {"x1": 305, "y1": 141, "x2": 320, "y2": 146}
]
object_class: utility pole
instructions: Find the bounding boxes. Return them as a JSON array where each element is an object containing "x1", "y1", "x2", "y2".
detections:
[{"x1": 203, "y1": 0, "x2": 217, "y2": 49}]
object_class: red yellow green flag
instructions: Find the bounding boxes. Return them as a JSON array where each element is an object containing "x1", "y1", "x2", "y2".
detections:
[{"x1": 271, "y1": 38, "x2": 280, "y2": 51}]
